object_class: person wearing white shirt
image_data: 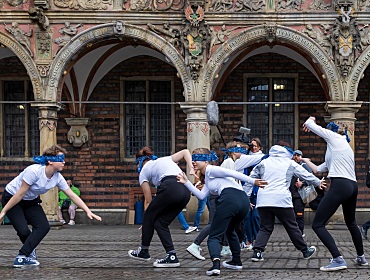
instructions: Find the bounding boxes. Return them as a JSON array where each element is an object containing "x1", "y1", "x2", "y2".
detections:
[
  {"x1": 128, "y1": 147, "x2": 195, "y2": 268},
  {"x1": 302, "y1": 116, "x2": 368, "y2": 271},
  {"x1": 177, "y1": 147, "x2": 267, "y2": 277},
  {"x1": 0, "y1": 145, "x2": 102, "y2": 268}
]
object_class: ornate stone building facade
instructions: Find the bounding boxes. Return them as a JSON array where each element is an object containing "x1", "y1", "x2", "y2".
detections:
[{"x1": 1, "y1": 0, "x2": 370, "y2": 224}]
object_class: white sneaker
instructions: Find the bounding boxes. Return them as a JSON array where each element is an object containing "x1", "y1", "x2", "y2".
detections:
[
  {"x1": 185, "y1": 226, "x2": 197, "y2": 234},
  {"x1": 187, "y1": 243, "x2": 205, "y2": 260},
  {"x1": 220, "y1": 246, "x2": 232, "y2": 257},
  {"x1": 68, "y1": 220, "x2": 75, "y2": 225},
  {"x1": 60, "y1": 219, "x2": 66, "y2": 224}
]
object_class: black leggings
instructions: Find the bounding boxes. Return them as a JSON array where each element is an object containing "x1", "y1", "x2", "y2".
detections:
[
  {"x1": 141, "y1": 176, "x2": 190, "y2": 252},
  {"x1": 2, "y1": 190, "x2": 50, "y2": 257},
  {"x1": 312, "y1": 177, "x2": 363, "y2": 258}
]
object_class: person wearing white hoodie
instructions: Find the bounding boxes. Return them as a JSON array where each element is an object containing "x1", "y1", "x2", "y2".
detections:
[
  {"x1": 302, "y1": 116, "x2": 368, "y2": 271},
  {"x1": 247, "y1": 141, "x2": 324, "y2": 263}
]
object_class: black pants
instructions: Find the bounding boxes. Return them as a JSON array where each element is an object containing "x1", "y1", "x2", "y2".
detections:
[
  {"x1": 207, "y1": 188, "x2": 249, "y2": 261},
  {"x1": 292, "y1": 197, "x2": 305, "y2": 235},
  {"x1": 312, "y1": 177, "x2": 363, "y2": 258},
  {"x1": 254, "y1": 207, "x2": 307, "y2": 252},
  {"x1": 2, "y1": 190, "x2": 50, "y2": 257},
  {"x1": 141, "y1": 176, "x2": 190, "y2": 252}
]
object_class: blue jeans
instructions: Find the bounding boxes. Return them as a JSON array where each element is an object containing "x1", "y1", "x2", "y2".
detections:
[
  {"x1": 194, "y1": 197, "x2": 208, "y2": 228},
  {"x1": 177, "y1": 211, "x2": 189, "y2": 230}
]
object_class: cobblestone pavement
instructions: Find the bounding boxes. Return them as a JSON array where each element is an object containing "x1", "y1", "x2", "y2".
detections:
[{"x1": 0, "y1": 224, "x2": 370, "y2": 279}]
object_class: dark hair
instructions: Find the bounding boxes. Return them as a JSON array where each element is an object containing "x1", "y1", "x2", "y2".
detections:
[
  {"x1": 135, "y1": 146, "x2": 154, "y2": 159},
  {"x1": 277, "y1": 140, "x2": 291, "y2": 148},
  {"x1": 43, "y1": 145, "x2": 67, "y2": 156},
  {"x1": 251, "y1": 138, "x2": 263, "y2": 151}
]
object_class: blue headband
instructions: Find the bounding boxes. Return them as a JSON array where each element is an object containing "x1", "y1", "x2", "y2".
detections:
[
  {"x1": 33, "y1": 154, "x2": 65, "y2": 165},
  {"x1": 283, "y1": 146, "x2": 294, "y2": 155},
  {"x1": 221, "y1": 147, "x2": 248, "y2": 159},
  {"x1": 136, "y1": 155, "x2": 158, "y2": 173},
  {"x1": 327, "y1": 121, "x2": 351, "y2": 142},
  {"x1": 192, "y1": 151, "x2": 219, "y2": 162}
]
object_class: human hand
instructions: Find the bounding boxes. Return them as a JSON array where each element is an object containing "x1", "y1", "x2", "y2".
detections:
[
  {"x1": 250, "y1": 203, "x2": 255, "y2": 209},
  {"x1": 189, "y1": 167, "x2": 198, "y2": 178},
  {"x1": 176, "y1": 172, "x2": 188, "y2": 184},
  {"x1": 319, "y1": 177, "x2": 327, "y2": 190},
  {"x1": 87, "y1": 212, "x2": 102, "y2": 221},
  {"x1": 295, "y1": 179, "x2": 303, "y2": 188},
  {"x1": 0, "y1": 212, "x2": 4, "y2": 224},
  {"x1": 303, "y1": 116, "x2": 315, "y2": 132},
  {"x1": 254, "y1": 179, "x2": 268, "y2": 188}
]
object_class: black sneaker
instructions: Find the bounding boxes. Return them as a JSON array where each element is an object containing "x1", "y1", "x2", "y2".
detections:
[
  {"x1": 251, "y1": 250, "x2": 264, "y2": 262},
  {"x1": 302, "y1": 246, "x2": 316, "y2": 259},
  {"x1": 222, "y1": 259, "x2": 242, "y2": 270},
  {"x1": 206, "y1": 259, "x2": 220, "y2": 276},
  {"x1": 153, "y1": 253, "x2": 180, "y2": 268},
  {"x1": 128, "y1": 247, "x2": 151, "y2": 261}
]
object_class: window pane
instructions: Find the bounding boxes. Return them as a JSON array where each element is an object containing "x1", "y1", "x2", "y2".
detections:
[
  {"x1": 149, "y1": 81, "x2": 171, "y2": 157},
  {"x1": 125, "y1": 81, "x2": 146, "y2": 158},
  {"x1": 4, "y1": 81, "x2": 25, "y2": 157},
  {"x1": 247, "y1": 78, "x2": 269, "y2": 148},
  {"x1": 272, "y1": 78, "x2": 294, "y2": 145}
]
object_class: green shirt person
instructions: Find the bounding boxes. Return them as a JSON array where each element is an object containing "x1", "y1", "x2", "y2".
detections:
[{"x1": 58, "y1": 180, "x2": 80, "y2": 225}]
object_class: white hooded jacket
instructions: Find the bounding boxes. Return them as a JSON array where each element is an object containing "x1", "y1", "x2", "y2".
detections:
[{"x1": 248, "y1": 145, "x2": 321, "y2": 208}]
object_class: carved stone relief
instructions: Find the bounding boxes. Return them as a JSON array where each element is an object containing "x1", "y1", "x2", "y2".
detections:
[
  {"x1": 308, "y1": 0, "x2": 331, "y2": 10},
  {"x1": 301, "y1": 24, "x2": 332, "y2": 59},
  {"x1": 37, "y1": 63, "x2": 50, "y2": 77},
  {"x1": 277, "y1": 0, "x2": 304, "y2": 10},
  {"x1": 4, "y1": 22, "x2": 34, "y2": 57},
  {"x1": 147, "y1": 22, "x2": 182, "y2": 54},
  {"x1": 36, "y1": 29, "x2": 52, "y2": 59},
  {"x1": 7, "y1": 0, "x2": 28, "y2": 5},
  {"x1": 54, "y1": 0, "x2": 112, "y2": 10},
  {"x1": 29, "y1": 7, "x2": 50, "y2": 31},
  {"x1": 54, "y1": 22, "x2": 82, "y2": 57},
  {"x1": 208, "y1": 25, "x2": 240, "y2": 58},
  {"x1": 235, "y1": 0, "x2": 265, "y2": 12}
]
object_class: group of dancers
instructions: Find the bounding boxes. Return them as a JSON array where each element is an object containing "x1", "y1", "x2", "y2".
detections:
[
  {"x1": 0, "y1": 116, "x2": 367, "y2": 275},
  {"x1": 127, "y1": 116, "x2": 368, "y2": 276}
]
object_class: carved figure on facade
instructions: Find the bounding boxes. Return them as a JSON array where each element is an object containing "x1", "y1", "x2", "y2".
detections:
[
  {"x1": 308, "y1": 0, "x2": 331, "y2": 10},
  {"x1": 277, "y1": 0, "x2": 303, "y2": 10},
  {"x1": 209, "y1": 0, "x2": 233, "y2": 12},
  {"x1": 302, "y1": 24, "x2": 332, "y2": 58},
  {"x1": 53, "y1": 0, "x2": 111, "y2": 10},
  {"x1": 264, "y1": 22, "x2": 277, "y2": 44},
  {"x1": 182, "y1": 4, "x2": 208, "y2": 80},
  {"x1": 330, "y1": 6, "x2": 361, "y2": 78},
  {"x1": 28, "y1": 7, "x2": 50, "y2": 31},
  {"x1": 6, "y1": 0, "x2": 28, "y2": 5},
  {"x1": 114, "y1": 20, "x2": 125, "y2": 36},
  {"x1": 359, "y1": 24, "x2": 370, "y2": 48},
  {"x1": 147, "y1": 22, "x2": 182, "y2": 53},
  {"x1": 235, "y1": 0, "x2": 265, "y2": 12},
  {"x1": 4, "y1": 22, "x2": 33, "y2": 57},
  {"x1": 208, "y1": 25, "x2": 239, "y2": 58},
  {"x1": 54, "y1": 22, "x2": 82, "y2": 57},
  {"x1": 358, "y1": 0, "x2": 370, "y2": 11},
  {"x1": 36, "y1": 31, "x2": 52, "y2": 58}
]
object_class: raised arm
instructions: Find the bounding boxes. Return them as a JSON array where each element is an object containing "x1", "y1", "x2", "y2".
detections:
[{"x1": 171, "y1": 149, "x2": 196, "y2": 177}]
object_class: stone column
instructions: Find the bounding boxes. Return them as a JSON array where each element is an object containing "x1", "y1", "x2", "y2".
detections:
[
  {"x1": 324, "y1": 101, "x2": 362, "y2": 227},
  {"x1": 180, "y1": 103, "x2": 210, "y2": 223},
  {"x1": 32, "y1": 103, "x2": 61, "y2": 225}
]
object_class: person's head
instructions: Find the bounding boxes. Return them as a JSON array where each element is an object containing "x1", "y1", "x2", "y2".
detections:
[
  {"x1": 292, "y1": 150, "x2": 303, "y2": 163},
  {"x1": 66, "y1": 179, "x2": 72, "y2": 187},
  {"x1": 326, "y1": 121, "x2": 350, "y2": 142},
  {"x1": 249, "y1": 138, "x2": 263, "y2": 154},
  {"x1": 135, "y1": 146, "x2": 158, "y2": 173},
  {"x1": 277, "y1": 140, "x2": 294, "y2": 156},
  {"x1": 192, "y1": 148, "x2": 218, "y2": 174},
  {"x1": 223, "y1": 141, "x2": 247, "y2": 161},
  {"x1": 33, "y1": 145, "x2": 67, "y2": 171}
]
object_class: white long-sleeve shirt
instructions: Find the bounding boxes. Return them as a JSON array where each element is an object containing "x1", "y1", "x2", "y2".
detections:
[
  {"x1": 305, "y1": 118, "x2": 356, "y2": 182},
  {"x1": 248, "y1": 145, "x2": 321, "y2": 208},
  {"x1": 184, "y1": 165, "x2": 255, "y2": 200}
]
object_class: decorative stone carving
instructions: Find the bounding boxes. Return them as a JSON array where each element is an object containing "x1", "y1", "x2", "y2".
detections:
[
  {"x1": 182, "y1": 4, "x2": 208, "y2": 80},
  {"x1": 264, "y1": 23, "x2": 277, "y2": 44},
  {"x1": 235, "y1": 0, "x2": 265, "y2": 12},
  {"x1": 37, "y1": 63, "x2": 50, "y2": 77},
  {"x1": 301, "y1": 24, "x2": 332, "y2": 58},
  {"x1": 65, "y1": 118, "x2": 90, "y2": 147},
  {"x1": 7, "y1": 0, "x2": 28, "y2": 6},
  {"x1": 330, "y1": 4, "x2": 361, "y2": 78},
  {"x1": 29, "y1": 7, "x2": 50, "y2": 31},
  {"x1": 309, "y1": 0, "x2": 331, "y2": 10},
  {"x1": 208, "y1": 25, "x2": 239, "y2": 58},
  {"x1": 277, "y1": 0, "x2": 304, "y2": 10},
  {"x1": 114, "y1": 20, "x2": 125, "y2": 35},
  {"x1": 36, "y1": 30, "x2": 52, "y2": 59},
  {"x1": 147, "y1": 22, "x2": 182, "y2": 53},
  {"x1": 53, "y1": 0, "x2": 111, "y2": 10},
  {"x1": 54, "y1": 22, "x2": 82, "y2": 57},
  {"x1": 209, "y1": 0, "x2": 233, "y2": 12},
  {"x1": 4, "y1": 22, "x2": 34, "y2": 57}
]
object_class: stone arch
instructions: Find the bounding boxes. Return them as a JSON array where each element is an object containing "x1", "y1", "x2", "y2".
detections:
[
  {"x1": 202, "y1": 25, "x2": 342, "y2": 102},
  {"x1": 46, "y1": 23, "x2": 191, "y2": 102},
  {"x1": 346, "y1": 47, "x2": 370, "y2": 101},
  {"x1": 0, "y1": 32, "x2": 42, "y2": 100}
]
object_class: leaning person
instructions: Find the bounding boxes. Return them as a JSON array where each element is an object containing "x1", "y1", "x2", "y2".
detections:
[
  {"x1": 177, "y1": 148, "x2": 267, "y2": 277},
  {"x1": 128, "y1": 147, "x2": 195, "y2": 268},
  {"x1": 302, "y1": 117, "x2": 368, "y2": 271},
  {"x1": 0, "y1": 145, "x2": 102, "y2": 268}
]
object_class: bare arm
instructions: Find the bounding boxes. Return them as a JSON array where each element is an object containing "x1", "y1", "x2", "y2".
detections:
[
  {"x1": 141, "y1": 181, "x2": 152, "y2": 210},
  {"x1": 0, "y1": 180, "x2": 30, "y2": 223},
  {"x1": 301, "y1": 157, "x2": 318, "y2": 173},
  {"x1": 171, "y1": 149, "x2": 196, "y2": 177},
  {"x1": 63, "y1": 188, "x2": 101, "y2": 221}
]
